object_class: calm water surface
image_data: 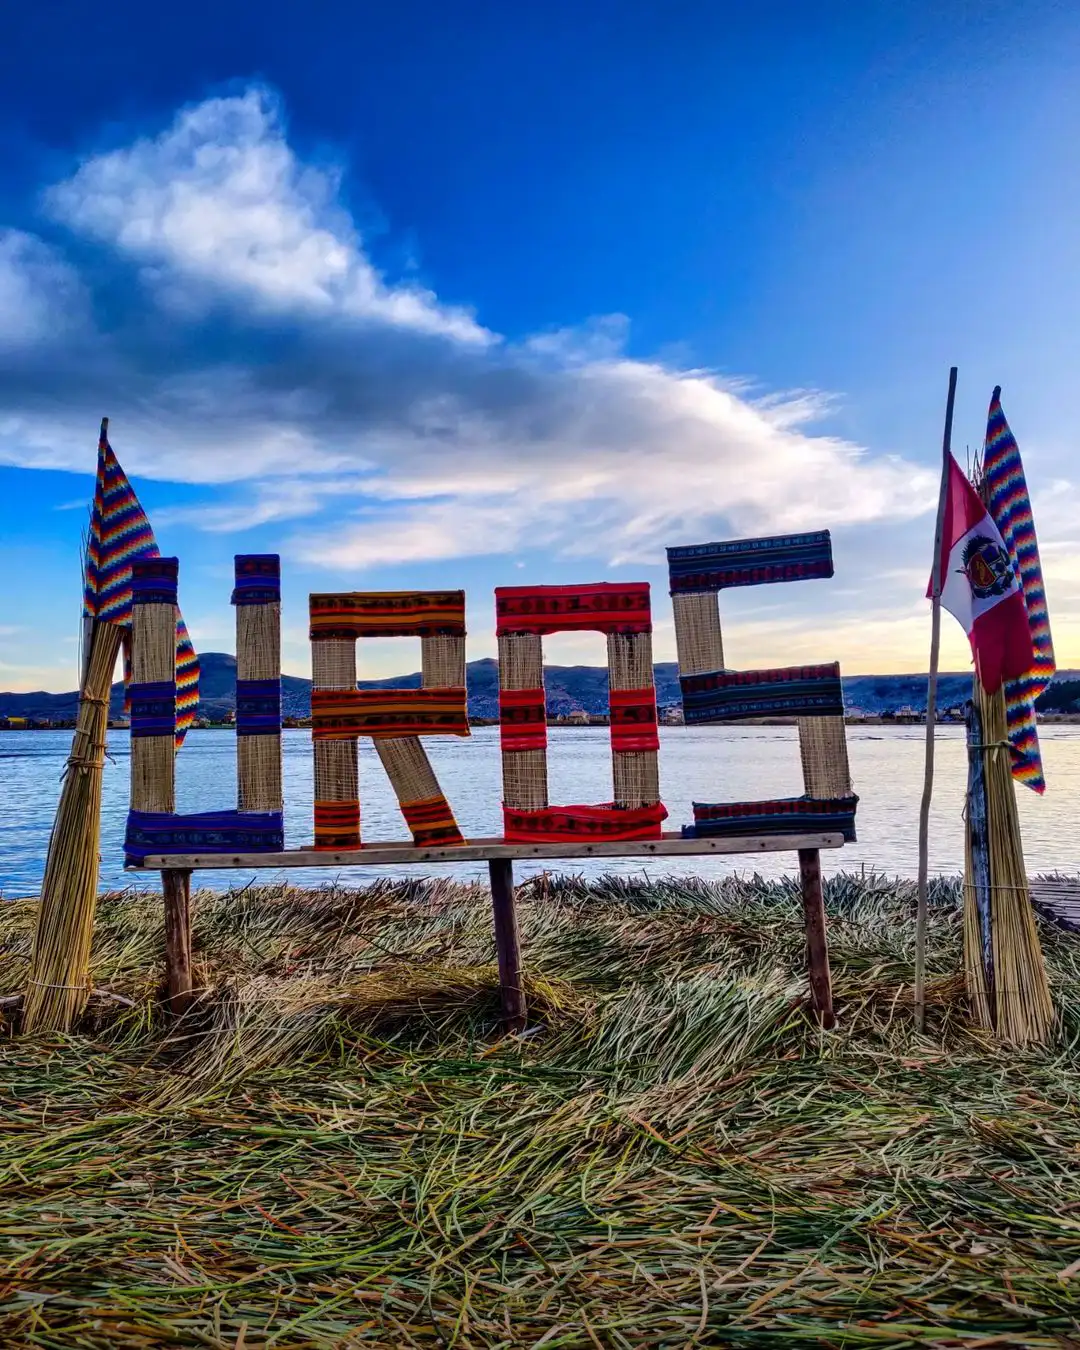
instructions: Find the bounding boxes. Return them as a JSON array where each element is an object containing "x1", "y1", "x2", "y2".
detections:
[{"x1": 2, "y1": 725, "x2": 1079, "y2": 896}]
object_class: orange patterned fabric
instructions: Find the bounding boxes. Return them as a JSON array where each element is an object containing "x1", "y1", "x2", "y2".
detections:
[
  {"x1": 311, "y1": 688, "x2": 470, "y2": 739},
  {"x1": 310, "y1": 590, "x2": 465, "y2": 639},
  {"x1": 400, "y1": 794, "x2": 465, "y2": 847},
  {"x1": 314, "y1": 799, "x2": 360, "y2": 850}
]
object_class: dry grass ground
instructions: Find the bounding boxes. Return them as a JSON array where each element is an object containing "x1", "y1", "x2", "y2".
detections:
[{"x1": 2, "y1": 872, "x2": 1080, "y2": 1348}]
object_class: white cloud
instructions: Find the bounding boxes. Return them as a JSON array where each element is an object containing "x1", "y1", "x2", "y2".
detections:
[
  {"x1": 46, "y1": 87, "x2": 488, "y2": 344},
  {"x1": 3, "y1": 87, "x2": 935, "y2": 581},
  {"x1": 0, "y1": 230, "x2": 86, "y2": 347}
]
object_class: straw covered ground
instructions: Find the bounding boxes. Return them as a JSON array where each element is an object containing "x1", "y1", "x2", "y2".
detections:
[{"x1": 3, "y1": 871, "x2": 1080, "y2": 1348}]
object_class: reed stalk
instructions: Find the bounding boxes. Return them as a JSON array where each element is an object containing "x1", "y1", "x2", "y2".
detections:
[
  {"x1": 21, "y1": 620, "x2": 124, "y2": 1032},
  {"x1": 964, "y1": 679, "x2": 1054, "y2": 1044}
]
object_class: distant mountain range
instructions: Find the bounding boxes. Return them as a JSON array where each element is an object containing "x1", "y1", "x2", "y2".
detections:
[{"x1": 3, "y1": 653, "x2": 1079, "y2": 722}]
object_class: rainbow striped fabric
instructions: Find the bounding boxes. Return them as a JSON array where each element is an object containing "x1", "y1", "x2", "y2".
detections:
[
  {"x1": 83, "y1": 428, "x2": 199, "y2": 746},
  {"x1": 982, "y1": 390, "x2": 1055, "y2": 792}
]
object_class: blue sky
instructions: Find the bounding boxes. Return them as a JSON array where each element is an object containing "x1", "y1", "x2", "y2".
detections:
[{"x1": 1, "y1": 0, "x2": 1078, "y2": 691}]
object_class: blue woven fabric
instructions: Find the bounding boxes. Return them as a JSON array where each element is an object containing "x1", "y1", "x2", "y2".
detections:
[
  {"x1": 683, "y1": 795, "x2": 857, "y2": 842},
  {"x1": 128, "y1": 680, "x2": 176, "y2": 738},
  {"x1": 236, "y1": 678, "x2": 282, "y2": 734},
  {"x1": 131, "y1": 557, "x2": 179, "y2": 606},
  {"x1": 232, "y1": 554, "x2": 281, "y2": 606},
  {"x1": 125, "y1": 809, "x2": 284, "y2": 864},
  {"x1": 680, "y1": 664, "x2": 844, "y2": 724},
  {"x1": 667, "y1": 531, "x2": 833, "y2": 595}
]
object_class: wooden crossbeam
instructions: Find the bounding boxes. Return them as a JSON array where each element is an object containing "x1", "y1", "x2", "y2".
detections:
[{"x1": 127, "y1": 831, "x2": 845, "y2": 871}]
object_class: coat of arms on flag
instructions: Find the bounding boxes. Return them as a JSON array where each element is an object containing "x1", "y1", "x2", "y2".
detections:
[{"x1": 930, "y1": 451, "x2": 1033, "y2": 695}]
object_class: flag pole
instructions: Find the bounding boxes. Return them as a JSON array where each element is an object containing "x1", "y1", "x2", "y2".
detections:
[{"x1": 915, "y1": 366, "x2": 957, "y2": 1032}]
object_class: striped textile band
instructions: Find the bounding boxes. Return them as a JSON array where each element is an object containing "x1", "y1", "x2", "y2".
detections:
[
  {"x1": 83, "y1": 430, "x2": 199, "y2": 745},
  {"x1": 311, "y1": 688, "x2": 470, "y2": 739},
  {"x1": 684, "y1": 795, "x2": 858, "y2": 843},
  {"x1": 503, "y1": 800, "x2": 668, "y2": 843},
  {"x1": 310, "y1": 590, "x2": 465, "y2": 639},
  {"x1": 667, "y1": 531, "x2": 833, "y2": 595},
  {"x1": 495, "y1": 583, "x2": 652, "y2": 637},
  {"x1": 236, "y1": 678, "x2": 282, "y2": 735},
  {"x1": 84, "y1": 434, "x2": 160, "y2": 624},
  {"x1": 125, "y1": 808, "x2": 284, "y2": 864},
  {"x1": 400, "y1": 794, "x2": 465, "y2": 847},
  {"x1": 131, "y1": 557, "x2": 179, "y2": 606},
  {"x1": 232, "y1": 554, "x2": 281, "y2": 606},
  {"x1": 175, "y1": 623, "x2": 199, "y2": 747},
  {"x1": 499, "y1": 688, "x2": 548, "y2": 752},
  {"x1": 314, "y1": 800, "x2": 360, "y2": 850},
  {"x1": 680, "y1": 663, "x2": 843, "y2": 724},
  {"x1": 128, "y1": 681, "x2": 176, "y2": 738},
  {"x1": 983, "y1": 388, "x2": 1056, "y2": 793},
  {"x1": 609, "y1": 687, "x2": 660, "y2": 752}
]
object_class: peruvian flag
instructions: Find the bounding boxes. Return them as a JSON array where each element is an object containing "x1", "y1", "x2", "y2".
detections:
[{"x1": 930, "y1": 453, "x2": 1034, "y2": 693}]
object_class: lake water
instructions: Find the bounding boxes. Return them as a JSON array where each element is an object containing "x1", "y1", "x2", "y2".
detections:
[{"x1": 2, "y1": 724, "x2": 1079, "y2": 897}]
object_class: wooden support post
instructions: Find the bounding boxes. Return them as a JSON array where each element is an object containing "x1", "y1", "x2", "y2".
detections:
[
  {"x1": 488, "y1": 857, "x2": 526, "y2": 1032},
  {"x1": 162, "y1": 868, "x2": 194, "y2": 1016},
  {"x1": 798, "y1": 847, "x2": 835, "y2": 1029}
]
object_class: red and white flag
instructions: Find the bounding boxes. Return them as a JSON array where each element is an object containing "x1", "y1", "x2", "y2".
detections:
[{"x1": 930, "y1": 453, "x2": 1034, "y2": 693}]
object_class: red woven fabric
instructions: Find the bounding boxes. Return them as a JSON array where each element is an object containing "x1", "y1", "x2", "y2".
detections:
[
  {"x1": 503, "y1": 801, "x2": 667, "y2": 843},
  {"x1": 609, "y1": 687, "x2": 659, "y2": 752},
  {"x1": 499, "y1": 687, "x2": 547, "y2": 752},
  {"x1": 495, "y1": 583, "x2": 652, "y2": 636}
]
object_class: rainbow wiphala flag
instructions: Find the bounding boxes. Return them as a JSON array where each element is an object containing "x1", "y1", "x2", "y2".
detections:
[
  {"x1": 84, "y1": 429, "x2": 199, "y2": 746},
  {"x1": 982, "y1": 388, "x2": 1054, "y2": 793}
]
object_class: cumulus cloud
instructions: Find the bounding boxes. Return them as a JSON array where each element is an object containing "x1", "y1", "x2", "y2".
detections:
[
  {"x1": 0, "y1": 85, "x2": 937, "y2": 576},
  {"x1": 46, "y1": 87, "x2": 488, "y2": 343}
]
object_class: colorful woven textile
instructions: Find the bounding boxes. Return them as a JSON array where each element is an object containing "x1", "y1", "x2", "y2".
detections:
[
  {"x1": 128, "y1": 681, "x2": 176, "y2": 738},
  {"x1": 131, "y1": 557, "x2": 178, "y2": 605},
  {"x1": 503, "y1": 801, "x2": 668, "y2": 843},
  {"x1": 684, "y1": 795, "x2": 858, "y2": 842},
  {"x1": 232, "y1": 554, "x2": 281, "y2": 605},
  {"x1": 680, "y1": 663, "x2": 844, "y2": 724},
  {"x1": 499, "y1": 688, "x2": 548, "y2": 752},
  {"x1": 667, "y1": 531, "x2": 833, "y2": 595},
  {"x1": 236, "y1": 678, "x2": 282, "y2": 735},
  {"x1": 495, "y1": 583, "x2": 652, "y2": 637},
  {"x1": 983, "y1": 389, "x2": 1056, "y2": 792},
  {"x1": 400, "y1": 794, "x2": 465, "y2": 847},
  {"x1": 310, "y1": 591, "x2": 465, "y2": 639},
  {"x1": 609, "y1": 688, "x2": 660, "y2": 752},
  {"x1": 314, "y1": 800, "x2": 360, "y2": 850},
  {"x1": 84, "y1": 431, "x2": 199, "y2": 746},
  {"x1": 125, "y1": 809, "x2": 284, "y2": 864},
  {"x1": 311, "y1": 688, "x2": 470, "y2": 739}
]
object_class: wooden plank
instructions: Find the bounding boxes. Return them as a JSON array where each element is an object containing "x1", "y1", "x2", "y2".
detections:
[
  {"x1": 489, "y1": 858, "x2": 526, "y2": 1033},
  {"x1": 798, "y1": 847, "x2": 835, "y2": 1029},
  {"x1": 127, "y1": 831, "x2": 846, "y2": 871},
  {"x1": 162, "y1": 868, "x2": 194, "y2": 1016}
]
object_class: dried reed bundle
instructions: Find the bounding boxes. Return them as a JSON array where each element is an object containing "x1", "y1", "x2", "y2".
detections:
[
  {"x1": 236, "y1": 598, "x2": 281, "y2": 812},
  {"x1": 498, "y1": 632, "x2": 548, "y2": 810},
  {"x1": 964, "y1": 678, "x2": 1054, "y2": 1044},
  {"x1": 21, "y1": 621, "x2": 124, "y2": 1032},
  {"x1": 608, "y1": 631, "x2": 660, "y2": 807}
]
